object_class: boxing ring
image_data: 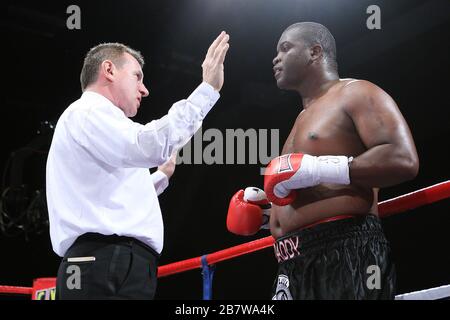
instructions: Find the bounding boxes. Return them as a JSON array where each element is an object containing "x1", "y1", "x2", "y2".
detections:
[{"x1": 1, "y1": 180, "x2": 449, "y2": 300}]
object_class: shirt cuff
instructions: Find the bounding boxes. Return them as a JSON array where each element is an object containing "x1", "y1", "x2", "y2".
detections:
[
  {"x1": 187, "y1": 82, "x2": 220, "y2": 117},
  {"x1": 151, "y1": 170, "x2": 169, "y2": 196}
]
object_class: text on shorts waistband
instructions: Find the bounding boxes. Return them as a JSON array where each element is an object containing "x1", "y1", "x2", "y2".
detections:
[{"x1": 273, "y1": 214, "x2": 356, "y2": 263}]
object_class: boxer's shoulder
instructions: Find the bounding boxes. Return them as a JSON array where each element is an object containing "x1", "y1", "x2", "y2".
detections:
[
  {"x1": 338, "y1": 79, "x2": 390, "y2": 114},
  {"x1": 311, "y1": 79, "x2": 376, "y2": 110},
  {"x1": 339, "y1": 78, "x2": 384, "y2": 96}
]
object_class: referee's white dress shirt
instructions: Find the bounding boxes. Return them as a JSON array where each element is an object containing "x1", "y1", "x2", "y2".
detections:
[{"x1": 46, "y1": 82, "x2": 219, "y2": 257}]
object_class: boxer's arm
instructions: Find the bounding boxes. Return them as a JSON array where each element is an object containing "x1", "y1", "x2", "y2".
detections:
[{"x1": 343, "y1": 80, "x2": 419, "y2": 187}]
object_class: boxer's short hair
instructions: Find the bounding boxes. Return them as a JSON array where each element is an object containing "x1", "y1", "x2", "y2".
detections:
[{"x1": 286, "y1": 22, "x2": 338, "y2": 71}]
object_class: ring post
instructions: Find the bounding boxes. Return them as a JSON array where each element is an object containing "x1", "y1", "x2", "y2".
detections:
[{"x1": 201, "y1": 255, "x2": 215, "y2": 300}]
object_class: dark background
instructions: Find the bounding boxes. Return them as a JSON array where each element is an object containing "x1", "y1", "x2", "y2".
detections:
[{"x1": 0, "y1": 0, "x2": 449, "y2": 300}]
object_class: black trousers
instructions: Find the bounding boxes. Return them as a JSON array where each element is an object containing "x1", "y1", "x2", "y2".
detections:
[{"x1": 56, "y1": 233, "x2": 159, "y2": 300}]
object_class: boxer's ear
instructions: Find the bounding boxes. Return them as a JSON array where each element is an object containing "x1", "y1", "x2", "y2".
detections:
[{"x1": 310, "y1": 44, "x2": 323, "y2": 62}]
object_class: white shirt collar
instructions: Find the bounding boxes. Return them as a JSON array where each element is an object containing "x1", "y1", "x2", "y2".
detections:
[{"x1": 81, "y1": 90, "x2": 126, "y2": 117}]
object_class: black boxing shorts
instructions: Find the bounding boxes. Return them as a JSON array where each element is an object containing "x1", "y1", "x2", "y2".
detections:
[{"x1": 271, "y1": 214, "x2": 396, "y2": 300}]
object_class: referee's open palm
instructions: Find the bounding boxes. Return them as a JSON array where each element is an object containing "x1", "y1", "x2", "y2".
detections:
[{"x1": 202, "y1": 31, "x2": 230, "y2": 92}]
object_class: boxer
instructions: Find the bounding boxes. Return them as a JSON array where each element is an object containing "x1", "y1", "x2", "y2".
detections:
[{"x1": 227, "y1": 22, "x2": 419, "y2": 299}]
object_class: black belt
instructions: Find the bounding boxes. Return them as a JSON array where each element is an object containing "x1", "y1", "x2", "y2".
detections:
[{"x1": 75, "y1": 232, "x2": 160, "y2": 259}]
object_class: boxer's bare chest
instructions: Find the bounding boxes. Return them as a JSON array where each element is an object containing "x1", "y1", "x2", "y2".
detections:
[
  {"x1": 271, "y1": 82, "x2": 377, "y2": 237},
  {"x1": 282, "y1": 91, "x2": 365, "y2": 156}
]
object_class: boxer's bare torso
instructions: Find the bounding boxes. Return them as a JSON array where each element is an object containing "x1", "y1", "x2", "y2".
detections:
[{"x1": 271, "y1": 79, "x2": 378, "y2": 238}]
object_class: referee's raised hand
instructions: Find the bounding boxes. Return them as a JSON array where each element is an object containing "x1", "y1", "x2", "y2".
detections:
[{"x1": 202, "y1": 31, "x2": 230, "y2": 92}]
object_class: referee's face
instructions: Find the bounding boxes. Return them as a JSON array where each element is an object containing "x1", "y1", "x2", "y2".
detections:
[{"x1": 114, "y1": 53, "x2": 149, "y2": 117}]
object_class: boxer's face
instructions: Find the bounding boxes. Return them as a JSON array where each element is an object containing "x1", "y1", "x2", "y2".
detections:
[
  {"x1": 273, "y1": 28, "x2": 311, "y2": 90},
  {"x1": 112, "y1": 53, "x2": 149, "y2": 117}
]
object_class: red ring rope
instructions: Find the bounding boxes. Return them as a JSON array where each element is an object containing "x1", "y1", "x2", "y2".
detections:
[
  {"x1": 1, "y1": 180, "x2": 449, "y2": 294},
  {"x1": 0, "y1": 285, "x2": 32, "y2": 295},
  {"x1": 158, "y1": 180, "x2": 450, "y2": 277}
]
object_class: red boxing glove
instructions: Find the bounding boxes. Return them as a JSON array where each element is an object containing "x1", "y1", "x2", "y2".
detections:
[
  {"x1": 226, "y1": 187, "x2": 271, "y2": 236},
  {"x1": 264, "y1": 153, "x2": 351, "y2": 206}
]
